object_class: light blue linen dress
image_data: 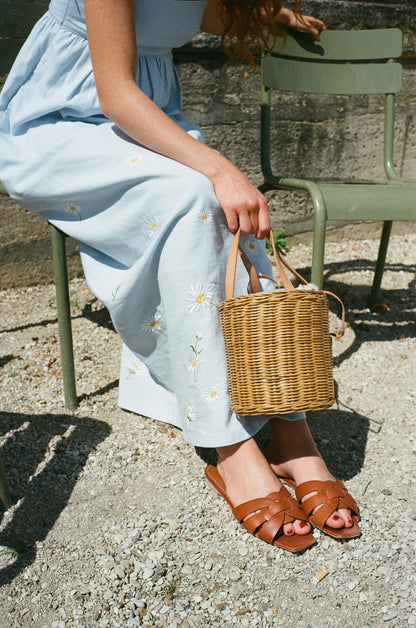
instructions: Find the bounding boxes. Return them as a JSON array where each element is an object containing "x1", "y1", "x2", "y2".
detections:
[{"x1": 0, "y1": 0, "x2": 304, "y2": 447}]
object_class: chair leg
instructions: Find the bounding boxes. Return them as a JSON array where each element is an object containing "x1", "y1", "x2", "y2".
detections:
[
  {"x1": 49, "y1": 223, "x2": 77, "y2": 411},
  {"x1": 310, "y1": 192, "x2": 328, "y2": 289},
  {"x1": 368, "y1": 220, "x2": 393, "y2": 310},
  {"x1": 0, "y1": 452, "x2": 12, "y2": 510}
]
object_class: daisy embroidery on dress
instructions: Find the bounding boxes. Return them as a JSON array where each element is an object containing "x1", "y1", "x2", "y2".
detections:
[
  {"x1": 186, "y1": 283, "x2": 215, "y2": 313},
  {"x1": 65, "y1": 204, "x2": 81, "y2": 220},
  {"x1": 127, "y1": 360, "x2": 148, "y2": 378},
  {"x1": 204, "y1": 384, "x2": 224, "y2": 404},
  {"x1": 197, "y1": 208, "x2": 213, "y2": 225},
  {"x1": 126, "y1": 154, "x2": 143, "y2": 166},
  {"x1": 185, "y1": 405, "x2": 197, "y2": 422},
  {"x1": 143, "y1": 214, "x2": 161, "y2": 238},
  {"x1": 187, "y1": 334, "x2": 203, "y2": 382},
  {"x1": 141, "y1": 311, "x2": 163, "y2": 334},
  {"x1": 112, "y1": 284, "x2": 121, "y2": 302},
  {"x1": 244, "y1": 239, "x2": 259, "y2": 256}
]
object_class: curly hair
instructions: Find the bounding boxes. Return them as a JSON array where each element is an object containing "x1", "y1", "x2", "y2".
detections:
[{"x1": 220, "y1": 0, "x2": 302, "y2": 73}]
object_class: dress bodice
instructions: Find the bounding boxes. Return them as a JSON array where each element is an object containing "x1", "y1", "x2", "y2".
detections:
[{"x1": 48, "y1": 0, "x2": 207, "y2": 54}]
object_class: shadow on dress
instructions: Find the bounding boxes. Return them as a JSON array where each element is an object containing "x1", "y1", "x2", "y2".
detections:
[{"x1": 0, "y1": 411, "x2": 110, "y2": 585}]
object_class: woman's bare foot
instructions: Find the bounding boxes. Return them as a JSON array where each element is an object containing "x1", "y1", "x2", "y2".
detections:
[
  {"x1": 216, "y1": 437, "x2": 312, "y2": 537},
  {"x1": 265, "y1": 417, "x2": 354, "y2": 530}
]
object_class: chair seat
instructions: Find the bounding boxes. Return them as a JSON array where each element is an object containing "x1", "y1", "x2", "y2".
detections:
[
  {"x1": 319, "y1": 180, "x2": 416, "y2": 221},
  {"x1": 277, "y1": 177, "x2": 416, "y2": 221}
]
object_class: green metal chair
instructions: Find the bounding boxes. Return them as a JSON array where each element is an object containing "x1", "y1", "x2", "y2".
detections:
[
  {"x1": 260, "y1": 27, "x2": 416, "y2": 309},
  {"x1": 0, "y1": 4, "x2": 77, "y2": 406}
]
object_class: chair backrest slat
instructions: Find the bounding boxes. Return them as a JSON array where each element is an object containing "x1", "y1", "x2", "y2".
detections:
[
  {"x1": 262, "y1": 56, "x2": 402, "y2": 95},
  {"x1": 270, "y1": 28, "x2": 402, "y2": 61}
]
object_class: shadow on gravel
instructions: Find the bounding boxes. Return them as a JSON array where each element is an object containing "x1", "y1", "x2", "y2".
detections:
[
  {"x1": 196, "y1": 402, "x2": 370, "y2": 483},
  {"x1": 0, "y1": 411, "x2": 110, "y2": 585},
  {"x1": 295, "y1": 258, "x2": 416, "y2": 367},
  {"x1": 3, "y1": 297, "x2": 114, "y2": 335},
  {"x1": 80, "y1": 299, "x2": 115, "y2": 331}
]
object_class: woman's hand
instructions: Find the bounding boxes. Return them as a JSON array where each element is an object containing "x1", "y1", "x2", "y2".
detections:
[
  {"x1": 210, "y1": 160, "x2": 270, "y2": 239},
  {"x1": 275, "y1": 7, "x2": 326, "y2": 41}
]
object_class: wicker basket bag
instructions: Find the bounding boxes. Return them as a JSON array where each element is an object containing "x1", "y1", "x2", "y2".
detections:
[{"x1": 218, "y1": 229, "x2": 344, "y2": 416}]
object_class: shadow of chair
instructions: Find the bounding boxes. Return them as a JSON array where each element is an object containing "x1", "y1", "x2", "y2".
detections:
[
  {"x1": 0, "y1": 411, "x2": 110, "y2": 584},
  {"x1": 260, "y1": 27, "x2": 416, "y2": 311}
]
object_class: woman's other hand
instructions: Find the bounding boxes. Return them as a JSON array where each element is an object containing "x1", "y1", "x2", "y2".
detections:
[{"x1": 276, "y1": 8, "x2": 326, "y2": 42}]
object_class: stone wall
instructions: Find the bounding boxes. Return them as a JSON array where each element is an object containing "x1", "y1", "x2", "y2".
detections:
[
  {"x1": 1, "y1": 0, "x2": 415, "y2": 287},
  {"x1": 175, "y1": 0, "x2": 416, "y2": 233}
]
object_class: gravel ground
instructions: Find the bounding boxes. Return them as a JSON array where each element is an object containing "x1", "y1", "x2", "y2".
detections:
[{"x1": 0, "y1": 221, "x2": 415, "y2": 628}]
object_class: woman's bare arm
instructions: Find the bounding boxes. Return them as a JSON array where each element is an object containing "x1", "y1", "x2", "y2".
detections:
[{"x1": 85, "y1": 0, "x2": 269, "y2": 237}]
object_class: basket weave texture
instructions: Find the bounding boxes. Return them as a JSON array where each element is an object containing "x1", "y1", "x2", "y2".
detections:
[{"x1": 218, "y1": 230, "x2": 335, "y2": 416}]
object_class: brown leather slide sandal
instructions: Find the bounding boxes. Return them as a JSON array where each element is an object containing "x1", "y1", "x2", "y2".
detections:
[
  {"x1": 281, "y1": 478, "x2": 361, "y2": 539},
  {"x1": 205, "y1": 465, "x2": 316, "y2": 553}
]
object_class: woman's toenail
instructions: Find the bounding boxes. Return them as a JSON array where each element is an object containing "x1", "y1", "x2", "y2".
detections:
[
  {"x1": 332, "y1": 514, "x2": 341, "y2": 521},
  {"x1": 286, "y1": 527, "x2": 294, "y2": 535},
  {"x1": 299, "y1": 521, "x2": 307, "y2": 528}
]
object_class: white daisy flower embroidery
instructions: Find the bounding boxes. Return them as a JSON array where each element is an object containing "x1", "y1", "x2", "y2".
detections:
[
  {"x1": 204, "y1": 384, "x2": 224, "y2": 403},
  {"x1": 111, "y1": 284, "x2": 121, "y2": 302},
  {"x1": 141, "y1": 312, "x2": 163, "y2": 334},
  {"x1": 126, "y1": 154, "x2": 143, "y2": 166},
  {"x1": 186, "y1": 283, "x2": 215, "y2": 313},
  {"x1": 65, "y1": 204, "x2": 81, "y2": 220},
  {"x1": 185, "y1": 405, "x2": 197, "y2": 422},
  {"x1": 197, "y1": 209, "x2": 213, "y2": 225},
  {"x1": 128, "y1": 360, "x2": 148, "y2": 378},
  {"x1": 187, "y1": 357, "x2": 202, "y2": 381},
  {"x1": 143, "y1": 214, "x2": 161, "y2": 238},
  {"x1": 188, "y1": 334, "x2": 203, "y2": 382},
  {"x1": 244, "y1": 239, "x2": 259, "y2": 256}
]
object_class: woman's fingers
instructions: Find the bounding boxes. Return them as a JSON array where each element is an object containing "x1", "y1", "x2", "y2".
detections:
[
  {"x1": 224, "y1": 194, "x2": 268, "y2": 237},
  {"x1": 211, "y1": 165, "x2": 271, "y2": 238},
  {"x1": 256, "y1": 200, "x2": 270, "y2": 239},
  {"x1": 297, "y1": 16, "x2": 326, "y2": 41},
  {"x1": 237, "y1": 210, "x2": 255, "y2": 234}
]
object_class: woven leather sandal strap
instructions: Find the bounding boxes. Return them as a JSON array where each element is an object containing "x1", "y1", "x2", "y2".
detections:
[
  {"x1": 233, "y1": 487, "x2": 308, "y2": 526},
  {"x1": 308, "y1": 501, "x2": 338, "y2": 529},
  {"x1": 295, "y1": 480, "x2": 332, "y2": 501},
  {"x1": 337, "y1": 487, "x2": 360, "y2": 515},
  {"x1": 233, "y1": 496, "x2": 278, "y2": 521},
  {"x1": 296, "y1": 480, "x2": 360, "y2": 525}
]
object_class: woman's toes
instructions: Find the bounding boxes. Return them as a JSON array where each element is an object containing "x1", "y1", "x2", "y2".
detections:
[
  {"x1": 283, "y1": 520, "x2": 311, "y2": 536},
  {"x1": 325, "y1": 512, "x2": 345, "y2": 529},
  {"x1": 326, "y1": 509, "x2": 354, "y2": 529},
  {"x1": 293, "y1": 519, "x2": 312, "y2": 535},
  {"x1": 283, "y1": 523, "x2": 295, "y2": 536},
  {"x1": 338, "y1": 508, "x2": 353, "y2": 527}
]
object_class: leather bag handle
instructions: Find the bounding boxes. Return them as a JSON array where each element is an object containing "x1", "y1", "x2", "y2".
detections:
[
  {"x1": 225, "y1": 228, "x2": 305, "y2": 298},
  {"x1": 225, "y1": 228, "x2": 345, "y2": 337}
]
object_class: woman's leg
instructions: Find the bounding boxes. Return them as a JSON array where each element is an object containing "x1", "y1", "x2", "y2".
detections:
[{"x1": 265, "y1": 416, "x2": 354, "y2": 529}]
